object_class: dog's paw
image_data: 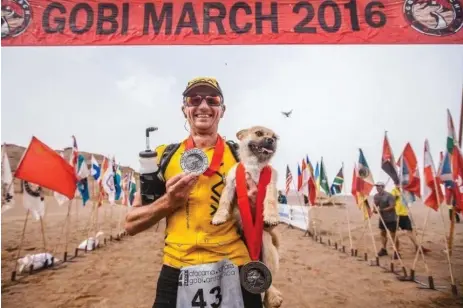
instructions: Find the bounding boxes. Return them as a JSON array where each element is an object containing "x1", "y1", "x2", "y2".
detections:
[
  {"x1": 264, "y1": 213, "x2": 279, "y2": 227},
  {"x1": 211, "y1": 212, "x2": 229, "y2": 225},
  {"x1": 264, "y1": 286, "x2": 283, "y2": 308}
]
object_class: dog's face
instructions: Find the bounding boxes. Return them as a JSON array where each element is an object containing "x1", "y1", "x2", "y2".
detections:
[{"x1": 236, "y1": 126, "x2": 279, "y2": 163}]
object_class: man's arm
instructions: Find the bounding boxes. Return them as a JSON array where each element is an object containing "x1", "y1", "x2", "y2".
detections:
[{"x1": 125, "y1": 192, "x2": 173, "y2": 236}]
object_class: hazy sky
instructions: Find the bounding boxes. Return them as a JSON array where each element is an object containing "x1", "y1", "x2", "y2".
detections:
[{"x1": 2, "y1": 45, "x2": 462, "y2": 194}]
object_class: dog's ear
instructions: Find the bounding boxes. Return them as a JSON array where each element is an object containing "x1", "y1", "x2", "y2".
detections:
[{"x1": 236, "y1": 129, "x2": 248, "y2": 140}]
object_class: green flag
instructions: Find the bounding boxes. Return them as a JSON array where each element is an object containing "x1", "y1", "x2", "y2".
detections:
[
  {"x1": 447, "y1": 109, "x2": 457, "y2": 154},
  {"x1": 319, "y1": 157, "x2": 330, "y2": 196}
]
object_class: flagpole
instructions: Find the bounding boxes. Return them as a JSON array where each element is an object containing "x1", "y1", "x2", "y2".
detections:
[
  {"x1": 342, "y1": 162, "x2": 354, "y2": 252},
  {"x1": 10, "y1": 209, "x2": 30, "y2": 281}
]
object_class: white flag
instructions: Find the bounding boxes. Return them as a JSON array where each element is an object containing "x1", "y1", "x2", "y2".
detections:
[
  {"x1": 102, "y1": 157, "x2": 115, "y2": 205},
  {"x1": 2, "y1": 147, "x2": 15, "y2": 213},
  {"x1": 22, "y1": 182, "x2": 45, "y2": 221}
]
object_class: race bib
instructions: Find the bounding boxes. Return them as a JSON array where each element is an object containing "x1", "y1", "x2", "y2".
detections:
[{"x1": 176, "y1": 259, "x2": 245, "y2": 308}]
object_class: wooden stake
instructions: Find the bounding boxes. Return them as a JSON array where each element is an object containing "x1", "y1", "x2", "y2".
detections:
[
  {"x1": 11, "y1": 209, "x2": 30, "y2": 281},
  {"x1": 433, "y1": 179, "x2": 457, "y2": 294}
]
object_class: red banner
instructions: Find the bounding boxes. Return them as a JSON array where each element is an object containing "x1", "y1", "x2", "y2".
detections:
[{"x1": 2, "y1": 0, "x2": 463, "y2": 46}]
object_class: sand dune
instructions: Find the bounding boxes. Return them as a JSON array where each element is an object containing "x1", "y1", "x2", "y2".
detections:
[{"x1": 1, "y1": 195, "x2": 462, "y2": 307}]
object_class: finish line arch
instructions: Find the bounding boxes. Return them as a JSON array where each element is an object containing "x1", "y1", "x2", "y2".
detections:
[{"x1": 2, "y1": 0, "x2": 463, "y2": 46}]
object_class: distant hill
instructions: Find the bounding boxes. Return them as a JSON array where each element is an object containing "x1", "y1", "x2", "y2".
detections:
[{"x1": 2, "y1": 143, "x2": 139, "y2": 197}]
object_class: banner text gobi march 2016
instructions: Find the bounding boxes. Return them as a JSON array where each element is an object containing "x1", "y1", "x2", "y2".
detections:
[{"x1": 40, "y1": 1, "x2": 387, "y2": 36}]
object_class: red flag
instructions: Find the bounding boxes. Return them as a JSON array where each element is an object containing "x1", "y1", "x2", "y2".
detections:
[
  {"x1": 451, "y1": 145, "x2": 463, "y2": 211},
  {"x1": 423, "y1": 140, "x2": 443, "y2": 211},
  {"x1": 14, "y1": 137, "x2": 78, "y2": 199},
  {"x1": 397, "y1": 143, "x2": 421, "y2": 198}
]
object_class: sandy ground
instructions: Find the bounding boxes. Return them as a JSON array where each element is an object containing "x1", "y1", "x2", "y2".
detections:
[{"x1": 1, "y1": 195, "x2": 463, "y2": 308}]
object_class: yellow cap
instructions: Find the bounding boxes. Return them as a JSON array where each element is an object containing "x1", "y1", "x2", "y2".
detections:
[{"x1": 182, "y1": 77, "x2": 223, "y2": 97}]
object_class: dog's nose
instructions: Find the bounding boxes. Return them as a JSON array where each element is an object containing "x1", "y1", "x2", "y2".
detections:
[{"x1": 265, "y1": 138, "x2": 274, "y2": 145}]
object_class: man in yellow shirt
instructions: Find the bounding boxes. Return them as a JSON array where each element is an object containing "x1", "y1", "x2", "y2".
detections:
[
  {"x1": 125, "y1": 77, "x2": 263, "y2": 308},
  {"x1": 391, "y1": 185, "x2": 430, "y2": 254}
]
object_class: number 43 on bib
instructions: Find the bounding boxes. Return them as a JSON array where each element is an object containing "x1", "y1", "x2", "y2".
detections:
[{"x1": 176, "y1": 259, "x2": 245, "y2": 308}]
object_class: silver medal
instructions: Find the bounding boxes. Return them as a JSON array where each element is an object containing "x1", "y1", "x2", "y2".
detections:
[
  {"x1": 240, "y1": 261, "x2": 272, "y2": 294},
  {"x1": 180, "y1": 148, "x2": 209, "y2": 175}
]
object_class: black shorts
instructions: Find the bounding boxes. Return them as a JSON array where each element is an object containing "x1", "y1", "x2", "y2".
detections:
[
  {"x1": 398, "y1": 216, "x2": 413, "y2": 231},
  {"x1": 379, "y1": 219, "x2": 397, "y2": 232},
  {"x1": 153, "y1": 264, "x2": 263, "y2": 308}
]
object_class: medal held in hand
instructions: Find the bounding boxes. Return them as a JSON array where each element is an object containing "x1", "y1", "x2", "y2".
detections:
[
  {"x1": 181, "y1": 135, "x2": 225, "y2": 176},
  {"x1": 180, "y1": 148, "x2": 209, "y2": 175},
  {"x1": 235, "y1": 163, "x2": 272, "y2": 294}
]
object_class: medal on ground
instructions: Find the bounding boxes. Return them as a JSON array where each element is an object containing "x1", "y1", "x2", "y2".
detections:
[{"x1": 235, "y1": 163, "x2": 272, "y2": 294}]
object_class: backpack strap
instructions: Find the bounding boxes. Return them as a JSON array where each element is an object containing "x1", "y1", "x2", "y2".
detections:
[
  {"x1": 226, "y1": 140, "x2": 240, "y2": 163},
  {"x1": 157, "y1": 143, "x2": 181, "y2": 181}
]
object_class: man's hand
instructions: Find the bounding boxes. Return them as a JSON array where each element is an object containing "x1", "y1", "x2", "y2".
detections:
[{"x1": 165, "y1": 173, "x2": 199, "y2": 210}]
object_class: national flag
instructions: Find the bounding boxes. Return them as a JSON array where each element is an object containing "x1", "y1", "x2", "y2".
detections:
[
  {"x1": 1, "y1": 146, "x2": 15, "y2": 213},
  {"x1": 114, "y1": 161, "x2": 122, "y2": 200},
  {"x1": 314, "y1": 162, "x2": 320, "y2": 191},
  {"x1": 397, "y1": 143, "x2": 421, "y2": 199},
  {"x1": 97, "y1": 156, "x2": 108, "y2": 207},
  {"x1": 356, "y1": 149, "x2": 374, "y2": 196},
  {"x1": 423, "y1": 139, "x2": 443, "y2": 211},
  {"x1": 301, "y1": 158, "x2": 308, "y2": 191},
  {"x1": 121, "y1": 172, "x2": 129, "y2": 206},
  {"x1": 306, "y1": 155, "x2": 314, "y2": 176},
  {"x1": 306, "y1": 156, "x2": 317, "y2": 206},
  {"x1": 451, "y1": 145, "x2": 463, "y2": 211},
  {"x1": 351, "y1": 164, "x2": 359, "y2": 205},
  {"x1": 330, "y1": 165, "x2": 344, "y2": 195},
  {"x1": 102, "y1": 157, "x2": 116, "y2": 205},
  {"x1": 438, "y1": 151, "x2": 453, "y2": 186},
  {"x1": 14, "y1": 137, "x2": 78, "y2": 199},
  {"x1": 285, "y1": 165, "x2": 292, "y2": 195},
  {"x1": 381, "y1": 132, "x2": 400, "y2": 185},
  {"x1": 297, "y1": 164, "x2": 302, "y2": 191},
  {"x1": 319, "y1": 157, "x2": 330, "y2": 196},
  {"x1": 22, "y1": 181, "x2": 45, "y2": 221},
  {"x1": 76, "y1": 154, "x2": 90, "y2": 205},
  {"x1": 54, "y1": 152, "x2": 70, "y2": 206},
  {"x1": 128, "y1": 172, "x2": 137, "y2": 207},
  {"x1": 70, "y1": 135, "x2": 79, "y2": 173},
  {"x1": 91, "y1": 155, "x2": 101, "y2": 180},
  {"x1": 447, "y1": 109, "x2": 457, "y2": 154}
]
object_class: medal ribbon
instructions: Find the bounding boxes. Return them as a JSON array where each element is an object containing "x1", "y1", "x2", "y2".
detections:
[
  {"x1": 184, "y1": 135, "x2": 224, "y2": 177},
  {"x1": 235, "y1": 163, "x2": 272, "y2": 261}
]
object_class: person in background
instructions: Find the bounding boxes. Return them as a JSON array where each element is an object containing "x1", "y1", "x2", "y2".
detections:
[
  {"x1": 391, "y1": 184, "x2": 431, "y2": 254},
  {"x1": 278, "y1": 190, "x2": 287, "y2": 204},
  {"x1": 373, "y1": 182, "x2": 400, "y2": 259}
]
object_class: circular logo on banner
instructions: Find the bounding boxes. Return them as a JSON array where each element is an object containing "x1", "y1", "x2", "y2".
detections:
[
  {"x1": 1, "y1": 0, "x2": 32, "y2": 39},
  {"x1": 404, "y1": 0, "x2": 463, "y2": 36}
]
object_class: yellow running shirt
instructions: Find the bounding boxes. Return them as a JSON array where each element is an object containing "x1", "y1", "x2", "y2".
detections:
[
  {"x1": 154, "y1": 140, "x2": 251, "y2": 269},
  {"x1": 391, "y1": 187, "x2": 408, "y2": 216}
]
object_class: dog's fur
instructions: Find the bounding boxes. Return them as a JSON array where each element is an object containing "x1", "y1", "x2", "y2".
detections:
[{"x1": 212, "y1": 126, "x2": 283, "y2": 308}]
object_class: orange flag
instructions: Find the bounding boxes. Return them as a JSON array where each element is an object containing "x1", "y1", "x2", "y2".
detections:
[{"x1": 14, "y1": 137, "x2": 77, "y2": 199}]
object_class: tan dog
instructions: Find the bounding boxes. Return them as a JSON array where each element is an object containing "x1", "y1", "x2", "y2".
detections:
[{"x1": 212, "y1": 126, "x2": 283, "y2": 308}]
